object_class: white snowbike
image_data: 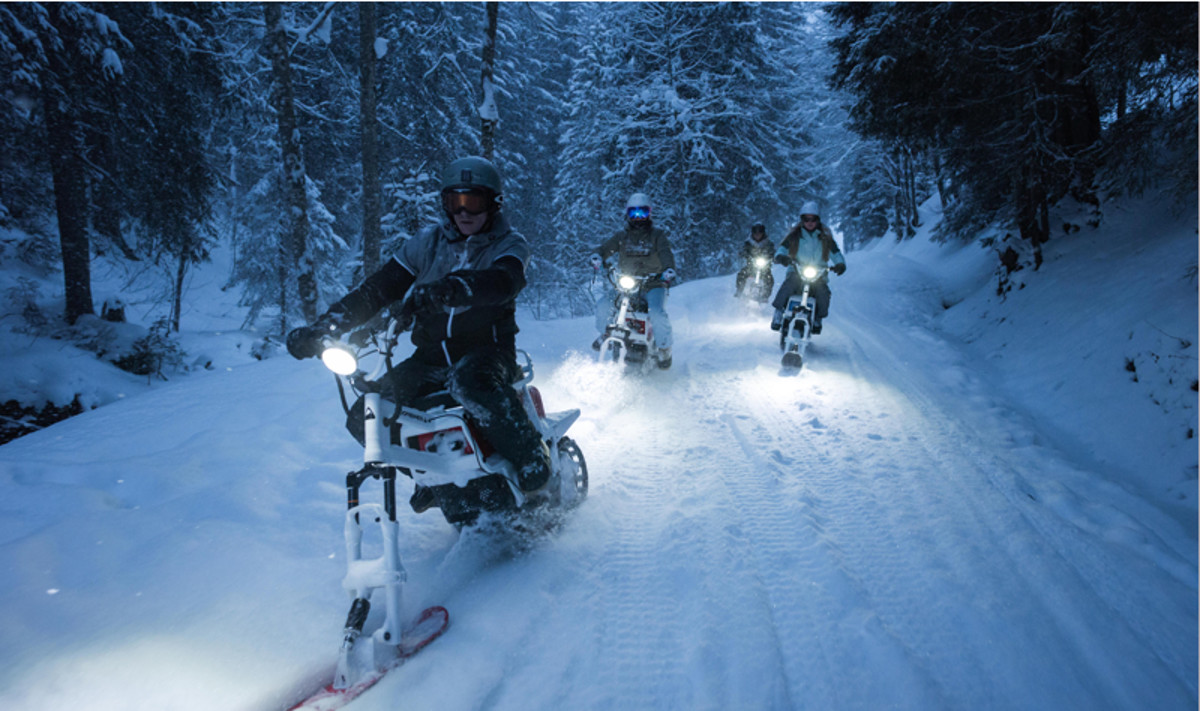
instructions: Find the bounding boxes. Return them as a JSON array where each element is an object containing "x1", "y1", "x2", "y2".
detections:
[
  {"x1": 779, "y1": 264, "x2": 827, "y2": 370},
  {"x1": 597, "y1": 270, "x2": 670, "y2": 372},
  {"x1": 738, "y1": 256, "x2": 772, "y2": 303},
  {"x1": 289, "y1": 313, "x2": 587, "y2": 708}
]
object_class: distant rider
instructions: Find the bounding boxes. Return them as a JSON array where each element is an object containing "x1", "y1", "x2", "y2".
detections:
[
  {"x1": 589, "y1": 192, "x2": 677, "y2": 368},
  {"x1": 285, "y1": 156, "x2": 552, "y2": 510},
  {"x1": 734, "y1": 223, "x2": 775, "y2": 299},
  {"x1": 770, "y1": 201, "x2": 846, "y2": 333}
]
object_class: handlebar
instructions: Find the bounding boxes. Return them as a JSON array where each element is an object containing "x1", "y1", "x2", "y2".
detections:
[
  {"x1": 606, "y1": 268, "x2": 672, "y2": 291},
  {"x1": 798, "y1": 264, "x2": 828, "y2": 281},
  {"x1": 319, "y1": 310, "x2": 409, "y2": 381}
]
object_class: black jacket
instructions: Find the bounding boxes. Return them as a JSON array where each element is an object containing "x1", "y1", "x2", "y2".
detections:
[{"x1": 326, "y1": 213, "x2": 530, "y2": 365}]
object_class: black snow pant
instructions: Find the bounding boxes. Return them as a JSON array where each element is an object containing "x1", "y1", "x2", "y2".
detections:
[
  {"x1": 346, "y1": 346, "x2": 546, "y2": 477},
  {"x1": 771, "y1": 272, "x2": 831, "y2": 320}
]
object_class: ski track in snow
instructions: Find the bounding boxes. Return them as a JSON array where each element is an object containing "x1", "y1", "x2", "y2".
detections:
[
  {"x1": 351, "y1": 284, "x2": 1195, "y2": 711},
  {"x1": 0, "y1": 266, "x2": 1194, "y2": 711}
]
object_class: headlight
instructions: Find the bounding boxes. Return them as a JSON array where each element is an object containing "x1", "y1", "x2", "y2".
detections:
[
  {"x1": 321, "y1": 344, "x2": 358, "y2": 375},
  {"x1": 802, "y1": 265, "x2": 819, "y2": 280},
  {"x1": 754, "y1": 257, "x2": 768, "y2": 268},
  {"x1": 618, "y1": 275, "x2": 637, "y2": 291}
]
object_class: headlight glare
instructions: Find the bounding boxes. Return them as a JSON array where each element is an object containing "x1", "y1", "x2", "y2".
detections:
[{"x1": 321, "y1": 345, "x2": 358, "y2": 375}]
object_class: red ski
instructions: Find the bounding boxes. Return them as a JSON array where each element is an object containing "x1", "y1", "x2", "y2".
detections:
[{"x1": 286, "y1": 606, "x2": 449, "y2": 711}]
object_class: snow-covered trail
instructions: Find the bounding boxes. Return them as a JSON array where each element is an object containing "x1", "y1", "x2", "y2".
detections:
[
  {"x1": 0, "y1": 256, "x2": 1193, "y2": 711},
  {"x1": 349, "y1": 265, "x2": 1196, "y2": 710}
]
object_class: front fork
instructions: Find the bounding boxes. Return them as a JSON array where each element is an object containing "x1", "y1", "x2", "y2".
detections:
[
  {"x1": 599, "y1": 295, "x2": 632, "y2": 363},
  {"x1": 786, "y1": 283, "x2": 814, "y2": 346},
  {"x1": 335, "y1": 463, "x2": 407, "y2": 690}
]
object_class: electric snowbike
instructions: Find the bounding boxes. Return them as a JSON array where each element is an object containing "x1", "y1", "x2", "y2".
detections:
[
  {"x1": 779, "y1": 264, "x2": 827, "y2": 370},
  {"x1": 596, "y1": 270, "x2": 670, "y2": 372},
  {"x1": 738, "y1": 256, "x2": 773, "y2": 303},
  {"x1": 289, "y1": 312, "x2": 587, "y2": 708}
]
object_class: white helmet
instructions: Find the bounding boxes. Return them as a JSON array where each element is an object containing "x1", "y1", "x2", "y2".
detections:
[
  {"x1": 625, "y1": 192, "x2": 651, "y2": 220},
  {"x1": 799, "y1": 201, "x2": 820, "y2": 219}
]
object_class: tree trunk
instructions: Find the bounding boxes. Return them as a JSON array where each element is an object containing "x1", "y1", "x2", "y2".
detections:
[
  {"x1": 933, "y1": 150, "x2": 951, "y2": 211},
  {"x1": 1016, "y1": 168, "x2": 1049, "y2": 269},
  {"x1": 277, "y1": 242, "x2": 288, "y2": 338},
  {"x1": 40, "y1": 55, "x2": 93, "y2": 324},
  {"x1": 172, "y1": 251, "x2": 187, "y2": 332},
  {"x1": 359, "y1": 2, "x2": 382, "y2": 277},
  {"x1": 263, "y1": 3, "x2": 317, "y2": 325},
  {"x1": 904, "y1": 146, "x2": 919, "y2": 234},
  {"x1": 226, "y1": 142, "x2": 240, "y2": 289},
  {"x1": 479, "y1": 2, "x2": 500, "y2": 160}
]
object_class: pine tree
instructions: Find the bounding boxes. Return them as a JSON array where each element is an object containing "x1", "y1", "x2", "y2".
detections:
[
  {"x1": 359, "y1": 2, "x2": 382, "y2": 276},
  {"x1": 554, "y1": 2, "x2": 830, "y2": 278},
  {"x1": 830, "y1": 2, "x2": 1197, "y2": 250},
  {"x1": 1, "y1": 3, "x2": 131, "y2": 323},
  {"x1": 262, "y1": 3, "x2": 318, "y2": 325}
]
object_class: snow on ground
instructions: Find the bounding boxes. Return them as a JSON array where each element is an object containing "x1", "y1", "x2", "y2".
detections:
[{"x1": 0, "y1": 197, "x2": 1195, "y2": 710}]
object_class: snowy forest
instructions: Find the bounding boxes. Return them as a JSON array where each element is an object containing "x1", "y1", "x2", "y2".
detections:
[
  {"x1": 0, "y1": 4, "x2": 1197, "y2": 708},
  {"x1": 2, "y1": 2, "x2": 1194, "y2": 334}
]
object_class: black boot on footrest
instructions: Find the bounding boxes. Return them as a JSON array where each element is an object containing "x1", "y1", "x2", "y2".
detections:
[
  {"x1": 410, "y1": 485, "x2": 436, "y2": 513},
  {"x1": 514, "y1": 441, "x2": 552, "y2": 494}
]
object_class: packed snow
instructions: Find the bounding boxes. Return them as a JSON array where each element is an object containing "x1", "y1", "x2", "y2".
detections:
[{"x1": 0, "y1": 195, "x2": 1195, "y2": 710}]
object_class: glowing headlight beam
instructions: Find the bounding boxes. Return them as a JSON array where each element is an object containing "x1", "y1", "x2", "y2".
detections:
[
  {"x1": 618, "y1": 275, "x2": 637, "y2": 290},
  {"x1": 321, "y1": 346, "x2": 359, "y2": 376},
  {"x1": 802, "y1": 265, "x2": 819, "y2": 279}
]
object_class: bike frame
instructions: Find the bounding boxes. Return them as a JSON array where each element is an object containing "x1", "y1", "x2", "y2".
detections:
[
  {"x1": 329, "y1": 320, "x2": 580, "y2": 689},
  {"x1": 598, "y1": 272, "x2": 656, "y2": 369},
  {"x1": 781, "y1": 266, "x2": 827, "y2": 368},
  {"x1": 744, "y1": 260, "x2": 770, "y2": 301}
]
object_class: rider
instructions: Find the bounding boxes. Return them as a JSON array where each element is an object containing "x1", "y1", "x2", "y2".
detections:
[
  {"x1": 589, "y1": 192, "x2": 678, "y2": 368},
  {"x1": 285, "y1": 156, "x2": 552, "y2": 510},
  {"x1": 770, "y1": 201, "x2": 846, "y2": 334},
  {"x1": 734, "y1": 223, "x2": 775, "y2": 299}
]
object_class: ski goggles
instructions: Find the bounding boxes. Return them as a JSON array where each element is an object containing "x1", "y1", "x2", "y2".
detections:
[
  {"x1": 442, "y1": 189, "x2": 493, "y2": 216},
  {"x1": 626, "y1": 206, "x2": 651, "y2": 220}
]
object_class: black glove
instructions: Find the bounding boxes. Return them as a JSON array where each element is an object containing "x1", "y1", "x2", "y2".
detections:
[
  {"x1": 286, "y1": 318, "x2": 337, "y2": 360},
  {"x1": 773, "y1": 254, "x2": 791, "y2": 267},
  {"x1": 832, "y1": 263, "x2": 846, "y2": 276},
  {"x1": 408, "y1": 275, "x2": 472, "y2": 314}
]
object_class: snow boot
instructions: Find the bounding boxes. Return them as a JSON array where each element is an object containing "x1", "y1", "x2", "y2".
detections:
[
  {"x1": 591, "y1": 336, "x2": 603, "y2": 351},
  {"x1": 770, "y1": 309, "x2": 784, "y2": 331},
  {"x1": 410, "y1": 484, "x2": 436, "y2": 513},
  {"x1": 514, "y1": 441, "x2": 553, "y2": 494},
  {"x1": 657, "y1": 347, "x2": 672, "y2": 369},
  {"x1": 811, "y1": 319, "x2": 822, "y2": 335}
]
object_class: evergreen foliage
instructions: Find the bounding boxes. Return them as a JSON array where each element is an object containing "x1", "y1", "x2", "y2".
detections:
[
  {"x1": 0, "y1": 1, "x2": 1194, "y2": 328},
  {"x1": 829, "y1": 2, "x2": 1197, "y2": 248}
]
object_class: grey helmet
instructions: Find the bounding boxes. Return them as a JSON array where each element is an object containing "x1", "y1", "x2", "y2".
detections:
[
  {"x1": 441, "y1": 156, "x2": 502, "y2": 195},
  {"x1": 439, "y1": 156, "x2": 503, "y2": 223}
]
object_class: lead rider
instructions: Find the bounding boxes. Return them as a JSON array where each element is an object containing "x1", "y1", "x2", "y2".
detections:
[{"x1": 285, "y1": 156, "x2": 552, "y2": 508}]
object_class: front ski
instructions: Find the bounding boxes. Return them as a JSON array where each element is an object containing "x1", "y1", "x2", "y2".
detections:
[{"x1": 286, "y1": 605, "x2": 449, "y2": 711}]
